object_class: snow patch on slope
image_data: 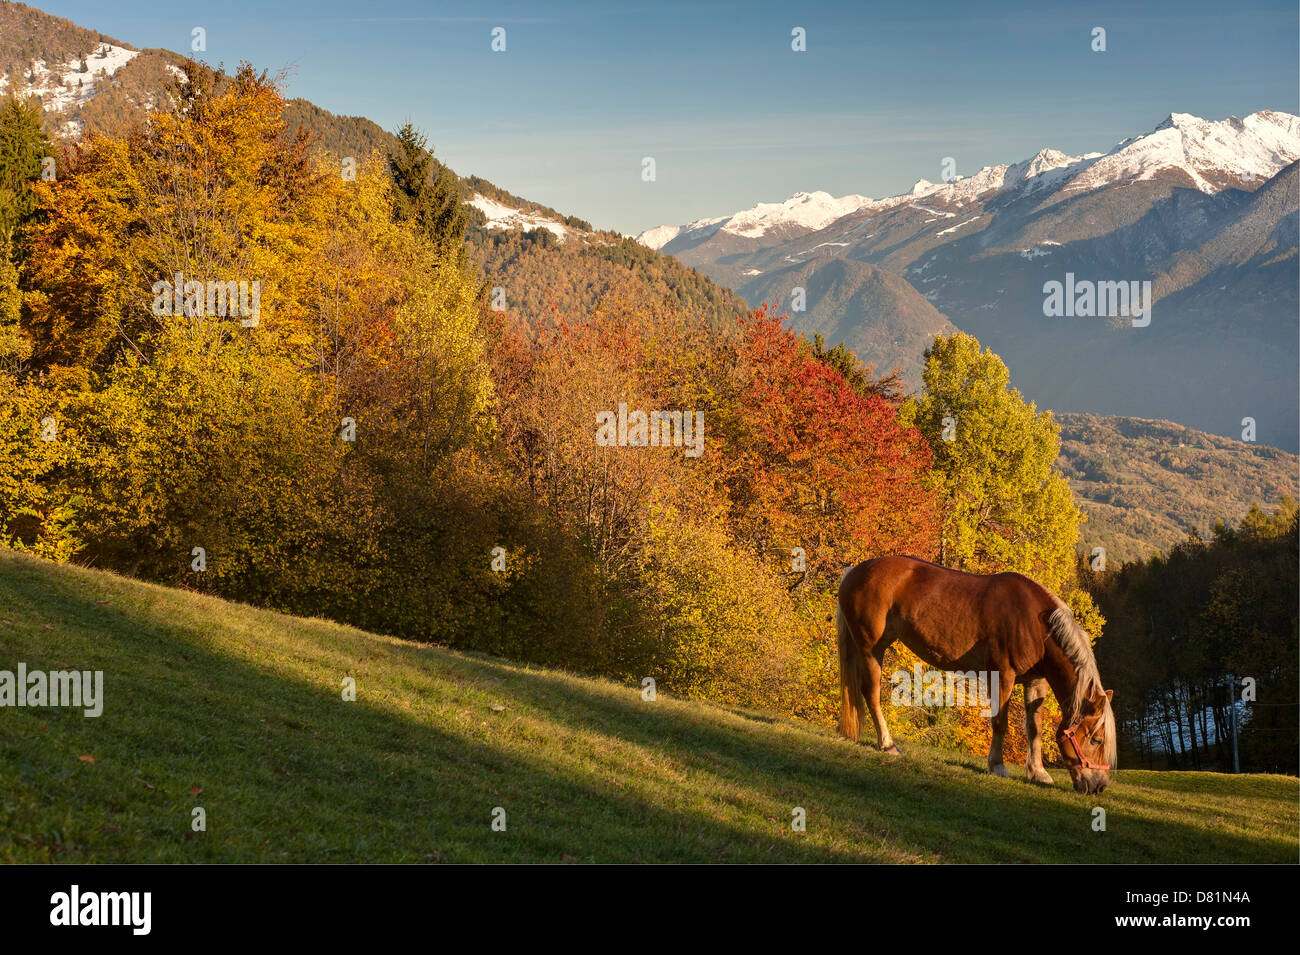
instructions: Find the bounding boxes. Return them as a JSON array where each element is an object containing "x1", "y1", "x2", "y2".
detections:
[
  {"x1": 469, "y1": 194, "x2": 571, "y2": 241},
  {"x1": 0, "y1": 44, "x2": 139, "y2": 124},
  {"x1": 936, "y1": 216, "x2": 981, "y2": 236}
]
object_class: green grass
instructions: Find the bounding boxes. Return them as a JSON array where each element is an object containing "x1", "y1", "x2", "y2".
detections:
[{"x1": 1, "y1": 549, "x2": 1296, "y2": 863}]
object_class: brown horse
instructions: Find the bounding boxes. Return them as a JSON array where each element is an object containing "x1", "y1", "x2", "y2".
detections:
[{"x1": 837, "y1": 555, "x2": 1115, "y2": 794}]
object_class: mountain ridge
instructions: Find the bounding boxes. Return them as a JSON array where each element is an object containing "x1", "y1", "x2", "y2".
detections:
[
  {"x1": 638, "y1": 110, "x2": 1300, "y2": 250},
  {"x1": 633, "y1": 109, "x2": 1300, "y2": 450}
]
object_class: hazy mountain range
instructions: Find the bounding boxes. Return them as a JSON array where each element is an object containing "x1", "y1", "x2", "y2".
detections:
[{"x1": 639, "y1": 111, "x2": 1300, "y2": 450}]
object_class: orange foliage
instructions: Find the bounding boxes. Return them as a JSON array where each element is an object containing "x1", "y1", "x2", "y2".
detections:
[{"x1": 722, "y1": 306, "x2": 940, "y2": 577}]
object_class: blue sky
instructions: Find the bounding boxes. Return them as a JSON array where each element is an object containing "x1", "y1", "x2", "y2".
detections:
[{"x1": 37, "y1": 0, "x2": 1300, "y2": 234}]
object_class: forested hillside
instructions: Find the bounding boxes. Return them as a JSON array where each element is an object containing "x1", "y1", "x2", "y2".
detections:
[
  {"x1": 0, "y1": 1, "x2": 127, "y2": 79},
  {"x1": 471, "y1": 226, "x2": 749, "y2": 333},
  {"x1": 280, "y1": 98, "x2": 399, "y2": 161},
  {"x1": 1057, "y1": 413, "x2": 1298, "y2": 564}
]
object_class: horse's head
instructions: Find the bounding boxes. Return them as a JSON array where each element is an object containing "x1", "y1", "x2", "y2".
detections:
[{"x1": 1057, "y1": 687, "x2": 1115, "y2": 794}]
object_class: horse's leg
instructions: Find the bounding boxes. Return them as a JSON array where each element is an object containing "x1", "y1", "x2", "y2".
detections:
[
  {"x1": 986, "y1": 668, "x2": 1016, "y2": 778},
  {"x1": 1023, "y1": 678, "x2": 1054, "y2": 784},
  {"x1": 863, "y1": 644, "x2": 900, "y2": 754}
]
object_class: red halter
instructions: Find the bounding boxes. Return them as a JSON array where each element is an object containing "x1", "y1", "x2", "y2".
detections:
[{"x1": 1062, "y1": 721, "x2": 1110, "y2": 771}]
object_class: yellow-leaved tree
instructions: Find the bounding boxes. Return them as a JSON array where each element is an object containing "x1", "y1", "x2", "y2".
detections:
[
  {"x1": 897, "y1": 333, "x2": 1104, "y2": 761},
  {"x1": 14, "y1": 63, "x2": 499, "y2": 637}
]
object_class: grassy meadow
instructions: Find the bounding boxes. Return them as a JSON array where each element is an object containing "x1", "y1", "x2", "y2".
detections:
[{"x1": 1, "y1": 549, "x2": 1295, "y2": 863}]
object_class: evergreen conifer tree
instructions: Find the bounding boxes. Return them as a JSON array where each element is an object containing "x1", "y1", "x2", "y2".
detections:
[
  {"x1": 0, "y1": 95, "x2": 54, "y2": 251},
  {"x1": 388, "y1": 122, "x2": 467, "y2": 260}
]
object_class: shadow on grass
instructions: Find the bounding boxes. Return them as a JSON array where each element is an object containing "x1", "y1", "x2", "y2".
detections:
[
  {"x1": 0, "y1": 556, "x2": 866, "y2": 862},
  {"x1": 448, "y1": 654, "x2": 1299, "y2": 864},
  {"x1": 3, "y1": 552, "x2": 1295, "y2": 864}
]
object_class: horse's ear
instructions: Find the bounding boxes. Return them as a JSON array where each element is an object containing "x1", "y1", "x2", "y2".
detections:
[{"x1": 1104, "y1": 689, "x2": 1113, "y2": 703}]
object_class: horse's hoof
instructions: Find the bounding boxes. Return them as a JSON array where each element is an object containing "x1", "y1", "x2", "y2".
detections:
[
  {"x1": 1027, "y1": 771, "x2": 1054, "y2": 785},
  {"x1": 989, "y1": 764, "x2": 1010, "y2": 778},
  {"x1": 881, "y1": 743, "x2": 902, "y2": 755}
]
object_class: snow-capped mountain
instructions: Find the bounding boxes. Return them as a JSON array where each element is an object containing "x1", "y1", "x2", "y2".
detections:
[
  {"x1": 641, "y1": 111, "x2": 1300, "y2": 450},
  {"x1": 638, "y1": 191, "x2": 876, "y2": 250},
  {"x1": 1064, "y1": 110, "x2": 1300, "y2": 194},
  {"x1": 639, "y1": 111, "x2": 1300, "y2": 253}
]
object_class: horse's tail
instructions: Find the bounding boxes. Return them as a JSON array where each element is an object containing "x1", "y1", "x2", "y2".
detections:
[{"x1": 836, "y1": 573, "x2": 864, "y2": 742}]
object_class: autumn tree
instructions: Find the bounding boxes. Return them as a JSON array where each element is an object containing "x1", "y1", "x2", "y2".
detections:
[
  {"x1": 21, "y1": 62, "x2": 326, "y2": 377},
  {"x1": 0, "y1": 233, "x2": 23, "y2": 367},
  {"x1": 811, "y1": 332, "x2": 903, "y2": 403},
  {"x1": 0, "y1": 96, "x2": 49, "y2": 367},
  {"x1": 13, "y1": 62, "x2": 500, "y2": 642},
  {"x1": 725, "y1": 308, "x2": 937, "y2": 587},
  {"x1": 900, "y1": 332, "x2": 1083, "y2": 592},
  {"x1": 898, "y1": 332, "x2": 1102, "y2": 761}
]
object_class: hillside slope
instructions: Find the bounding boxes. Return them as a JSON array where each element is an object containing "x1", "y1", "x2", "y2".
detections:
[
  {"x1": 737, "y1": 256, "x2": 957, "y2": 386},
  {"x1": 0, "y1": 550, "x2": 1294, "y2": 863},
  {"x1": 1057, "y1": 413, "x2": 1299, "y2": 564},
  {"x1": 1, "y1": 0, "x2": 746, "y2": 341}
]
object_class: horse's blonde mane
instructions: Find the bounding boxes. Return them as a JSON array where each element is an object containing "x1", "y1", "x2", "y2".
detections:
[{"x1": 1047, "y1": 604, "x2": 1117, "y2": 767}]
